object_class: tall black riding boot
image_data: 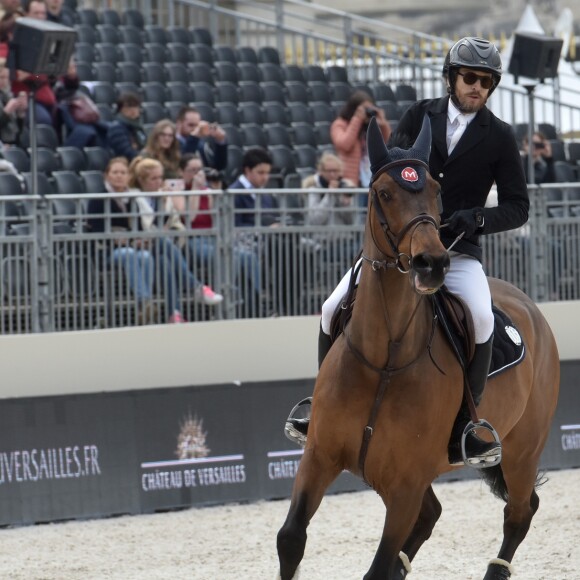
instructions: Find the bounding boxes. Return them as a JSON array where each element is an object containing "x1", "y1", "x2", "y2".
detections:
[
  {"x1": 284, "y1": 325, "x2": 332, "y2": 446},
  {"x1": 448, "y1": 334, "x2": 501, "y2": 466}
]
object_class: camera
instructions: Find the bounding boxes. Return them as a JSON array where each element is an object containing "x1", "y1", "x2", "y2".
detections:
[
  {"x1": 533, "y1": 142, "x2": 545, "y2": 150},
  {"x1": 365, "y1": 107, "x2": 376, "y2": 118},
  {"x1": 203, "y1": 168, "x2": 223, "y2": 182}
]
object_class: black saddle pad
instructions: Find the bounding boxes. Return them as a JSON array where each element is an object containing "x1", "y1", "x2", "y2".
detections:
[
  {"x1": 333, "y1": 285, "x2": 525, "y2": 379},
  {"x1": 489, "y1": 306, "x2": 526, "y2": 378}
]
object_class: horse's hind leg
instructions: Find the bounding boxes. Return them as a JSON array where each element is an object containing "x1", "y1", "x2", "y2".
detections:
[{"x1": 276, "y1": 448, "x2": 341, "y2": 580}]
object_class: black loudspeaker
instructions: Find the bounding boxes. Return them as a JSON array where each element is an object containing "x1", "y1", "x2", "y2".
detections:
[
  {"x1": 9, "y1": 17, "x2": 77, "y2": 77},
  {"x1": 508, "y1": 32, "x2": 563, "y2": 83}
]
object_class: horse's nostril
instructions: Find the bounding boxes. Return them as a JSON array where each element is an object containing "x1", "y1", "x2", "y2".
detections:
[
  {"x1": 412, "y1": 254, "x2": 433, "y2": 274},
  {"x1": 413, "y1": 253, "x2": 449, "y2": 280}
]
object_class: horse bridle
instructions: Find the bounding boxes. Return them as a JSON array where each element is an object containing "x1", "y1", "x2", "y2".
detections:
[{"x1": 363, "y1": 159, "x2": 440, "y2": 274}]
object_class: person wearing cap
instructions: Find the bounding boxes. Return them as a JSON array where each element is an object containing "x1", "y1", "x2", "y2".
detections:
[{"x1": 284, "y1": 38, "x2": 529, "y2": 471}]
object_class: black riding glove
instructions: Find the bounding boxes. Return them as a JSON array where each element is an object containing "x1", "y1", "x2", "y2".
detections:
[{"x1": 445, "y1": 208, "x2": 484, "y2": 237}]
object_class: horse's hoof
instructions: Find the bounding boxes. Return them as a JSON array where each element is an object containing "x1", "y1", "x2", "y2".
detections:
[{"x1": 483, "y1": 558, "x2": 513, "y2": 579}]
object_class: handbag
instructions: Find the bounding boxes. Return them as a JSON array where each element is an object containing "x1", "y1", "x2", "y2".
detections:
[{"x1": 68, "y1": 92, "x2": 100, "y2": 125}]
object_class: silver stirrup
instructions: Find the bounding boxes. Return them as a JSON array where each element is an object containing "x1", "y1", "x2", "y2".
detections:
[
  {"x1": 284, "y1": 398, "x2": 312, "y2": 447},
  {"x1": 284, "y1": 422, "x2": 308, "y2": 448},
  {"x1": 461, "y1": 419, "x2": 502, "y2": 469}
]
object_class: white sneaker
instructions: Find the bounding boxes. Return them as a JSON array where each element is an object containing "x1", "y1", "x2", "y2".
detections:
[{"x1": 194, "y1": 285, "x2": 223, "y2": 306}]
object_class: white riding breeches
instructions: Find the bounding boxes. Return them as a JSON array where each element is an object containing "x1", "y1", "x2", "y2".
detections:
[
  {"x1": 320, "y1": 259, "x2": 361, "y2": 335},
  {"x1": 444, "y1": 253, "x2": 494, "y2": 343},
  {"x1": 320, "y1": 252, "x2": 494, "y2": 344}
]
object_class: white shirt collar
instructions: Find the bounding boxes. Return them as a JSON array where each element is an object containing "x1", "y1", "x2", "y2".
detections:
[
  {"x1": 239, "y1": 175, "x2": 253, "y2": 189},
  {"x1": 447, "y1": 99, "x2": 476, "y2": 126}
]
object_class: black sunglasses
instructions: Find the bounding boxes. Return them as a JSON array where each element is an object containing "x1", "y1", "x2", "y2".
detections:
[{"x1": 457, "y1": 71, "x2": 494, "y2": 90}]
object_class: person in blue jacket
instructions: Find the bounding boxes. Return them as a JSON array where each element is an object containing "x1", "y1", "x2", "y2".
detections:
[{"x1": 106, "y1": 92, "x2": 147, "y2": 161}]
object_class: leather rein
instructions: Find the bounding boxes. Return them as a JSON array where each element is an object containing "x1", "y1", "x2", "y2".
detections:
[{"x1": 348, "y1": 158, "x2": 442, "y2": 484}]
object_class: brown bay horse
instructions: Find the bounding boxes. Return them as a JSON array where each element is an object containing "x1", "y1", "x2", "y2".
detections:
[{"x1": 276, "y1": 117, "x2": 560, "y2": 579}]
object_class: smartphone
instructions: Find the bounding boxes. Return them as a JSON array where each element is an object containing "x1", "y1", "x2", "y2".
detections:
[{"x1": 164, "y1": 179, "x2": 184, "y2": 191}]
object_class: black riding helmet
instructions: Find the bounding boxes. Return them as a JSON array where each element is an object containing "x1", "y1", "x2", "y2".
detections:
[{"x1": 443, "y1": 37, "x2": 502, "y2": 98}]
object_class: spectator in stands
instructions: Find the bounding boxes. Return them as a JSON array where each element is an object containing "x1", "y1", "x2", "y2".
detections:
[
  {"x1": 87, "y1": 157, "x2": 157, "y2": 325},
  {"x1": 521, "y1": 131, "x2": 556, "y2": 185},
  {"x1": 45, "y1": 0, "x2": 73, "y2": 25},
  {"x1": 231, "y1": 147, "x2": 278, "y2": 227},
  {"x1": 106, "y1": 92, "x2": 147, "y2": 162},
  {"x1": 302, "y1": 152, "x2": 356, "y2": 226},
  {"x1": 175, "y1": 105, "x2": 228, "y2": 172},
  {"x1": 21, "y1": 0, "x2": 45, "y2": 19},
  {"x1": 141, "y1": 119, "x2": 181, "y2": 179},
  {"x1": 129, "y1": 156, "x2": 223, "y2": 323},
  {"x1": 54, "y1": 57, "x2": 108, "y2": 149},
  {"x1": 330, "y1": 90, "x2": 391, "y2": 187},
  {"x1": 231, "y1": 147, "x2": 303, "y2": 315},
  {"x1": 0, "y1": 60, "x2": 26, "y2": 145},
  {"x1": 179, "y1": 153, "x2": 261, "y2": 310}
]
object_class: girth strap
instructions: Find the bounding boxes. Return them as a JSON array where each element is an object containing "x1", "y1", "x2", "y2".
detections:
[{"x1": 357, "y1": 366, "x2": 392, "y2": 477}]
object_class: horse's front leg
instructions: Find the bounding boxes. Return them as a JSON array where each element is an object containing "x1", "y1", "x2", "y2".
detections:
[
  {"x1": 276, "y1": 447, "x2": 341, "y2": 580},
  {"x1": 363, "y1": 485, "x2": 427, "y2": 580},
  {"x1": 390, "y1": 485, "x2": 443, "y2": 578}
]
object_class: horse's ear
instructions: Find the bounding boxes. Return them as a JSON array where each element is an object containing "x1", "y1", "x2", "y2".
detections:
[
  {"x1": 413, "y1": 115, "x2": 432, "y2": 163},
  {"x1": 367, "y1": 116, "x2": 391, "y2": 176}
]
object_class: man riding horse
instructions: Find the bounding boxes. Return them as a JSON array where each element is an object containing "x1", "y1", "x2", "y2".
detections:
[{"x1": 286, "y1": 37, "x2": 529, "y2": 466}]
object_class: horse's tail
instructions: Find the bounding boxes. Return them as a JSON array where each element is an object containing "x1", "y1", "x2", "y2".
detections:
[
  {"x1": 479, "y1": 465, "x2": 508, "y2": 502},
  {"x1": 480, "y1": 466, "x2": 548, "y2": 503}
]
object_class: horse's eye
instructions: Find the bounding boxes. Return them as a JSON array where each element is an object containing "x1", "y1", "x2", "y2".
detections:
[{"x1": 379, "y1": 189, "x2": 392, "y2": 201}]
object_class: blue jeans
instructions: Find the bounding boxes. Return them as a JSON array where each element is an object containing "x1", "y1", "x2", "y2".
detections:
[
  {"x1": 34, "y1": 102, "x2": 53, "y2": 126},
  {"x1": 155, "y1": 237, "x2": 202, "y2": 314},
  {"x1": 110, "y1": 246, "x2": 154, "y2": 303},
  {"x1": 188, "y1": 235, "x2": 260, "y2": 296}
]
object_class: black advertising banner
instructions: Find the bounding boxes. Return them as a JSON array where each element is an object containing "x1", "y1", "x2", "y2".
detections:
[
  {"x1": 541, "y1": 361, "x2": 580, "y2": 469},
  {"x1": 0, "y1": 394, "x2": 140, "y2": 525},
  {"x1": 135, "y1": 380, "x2": 366, "y2": 514},
  {"x1": 136, "y1": 384, "x2": 254, "y2": 511},
  {"x1": 0, "y1": 367, "x2": 578, "y2": 526}
]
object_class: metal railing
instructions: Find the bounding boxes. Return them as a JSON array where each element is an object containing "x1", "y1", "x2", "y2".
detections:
[{"x1": 1, "y1": 184, "x2": 580, "y2": 334}]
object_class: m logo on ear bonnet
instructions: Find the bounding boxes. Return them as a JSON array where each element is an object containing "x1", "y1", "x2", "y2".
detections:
[{"x1": 401, "y1": 167, "x2": 419, "y2": 182}]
